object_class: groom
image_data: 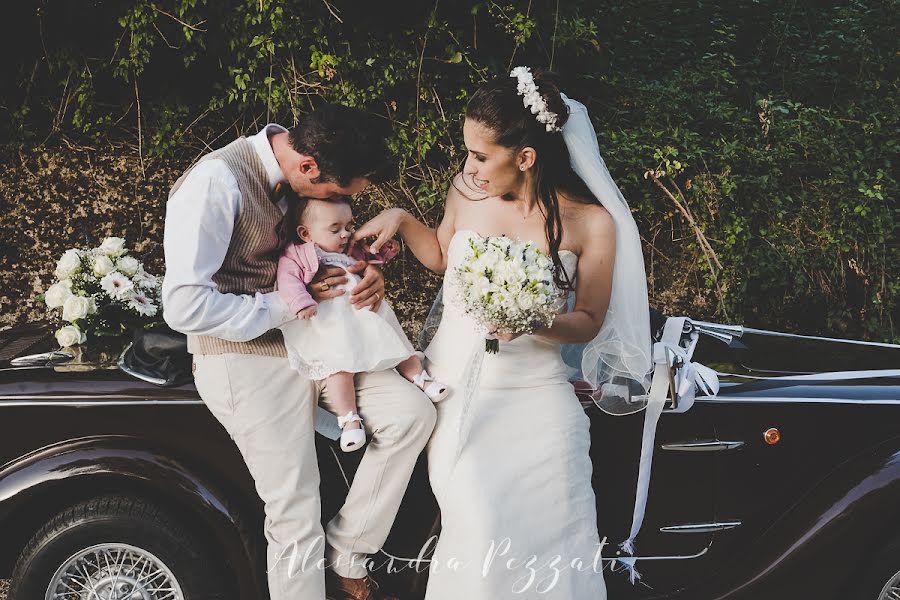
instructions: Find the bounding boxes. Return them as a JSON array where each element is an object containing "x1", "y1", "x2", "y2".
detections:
[{"x1": 162, "y1": 104, "x2": 436, "y2": 600}]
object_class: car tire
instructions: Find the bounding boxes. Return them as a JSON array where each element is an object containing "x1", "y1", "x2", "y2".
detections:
[
  {"x1": 858, "y1": 536, "x2": 900, "y2": 600},
  {"x1": 9, "y1": 494, "x2": 229, "y2": 600}
]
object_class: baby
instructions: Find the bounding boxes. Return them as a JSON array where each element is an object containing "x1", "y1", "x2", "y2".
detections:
[{"x1": 277, "y1": 197, "x2": 449, "y2": 452}]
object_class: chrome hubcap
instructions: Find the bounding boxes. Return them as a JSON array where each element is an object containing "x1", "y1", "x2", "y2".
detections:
[
  {"x1": 45, "y1": 543, "x2": 184, "y2": 600},
  {"x1": 879, "y1": 567, "x2": 900, "y2": 600}
]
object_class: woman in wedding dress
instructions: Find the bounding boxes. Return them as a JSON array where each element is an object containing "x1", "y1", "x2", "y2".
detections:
[{"x1": 353, "y1": 68, "x2": 652, "y2": 598}]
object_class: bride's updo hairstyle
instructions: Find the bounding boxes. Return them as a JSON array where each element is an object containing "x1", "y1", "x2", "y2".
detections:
[{"x1": 463, "y1": 69, "x2": 600, "y2": 291}]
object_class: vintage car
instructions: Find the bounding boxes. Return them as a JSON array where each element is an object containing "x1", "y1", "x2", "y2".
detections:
[{"x1": 0, "y1": 316, "x2": 898, "y2": 600}]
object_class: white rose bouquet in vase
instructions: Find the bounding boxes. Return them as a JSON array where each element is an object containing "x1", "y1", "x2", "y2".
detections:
[
  {"x1": 41, "y1": 237, "x2": 163, "y2": 348},
  {"x1": 453, "y1": 234, "x2": 562, "y2": 353}
]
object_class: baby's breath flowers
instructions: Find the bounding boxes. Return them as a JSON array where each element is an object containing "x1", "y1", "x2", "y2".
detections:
[{"x1": 454, "y1": 234, "x2": 562, "y2": 353}]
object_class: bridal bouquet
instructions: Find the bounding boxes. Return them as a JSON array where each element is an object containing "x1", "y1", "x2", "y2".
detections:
[
  {"x1": 41, "y1": 237, "x2": 163, "y2": 347},
  {"x1": 453, "y1": 234, "x2": 561, "y2": 353}
]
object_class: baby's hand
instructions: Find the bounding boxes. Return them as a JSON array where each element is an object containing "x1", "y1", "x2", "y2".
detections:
[{"x1": 296, "y1": 305, "x2": 318, "y2": 320}]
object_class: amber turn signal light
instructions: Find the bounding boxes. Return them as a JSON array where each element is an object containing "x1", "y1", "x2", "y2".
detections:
[{"x1": 764, "y1": 428, "x2": 781, "y2": 445}]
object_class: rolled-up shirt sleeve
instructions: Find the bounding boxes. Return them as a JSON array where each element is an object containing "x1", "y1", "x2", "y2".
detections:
[{"x1": 162, "y1": 159, "x2": 295, "y2": 341}]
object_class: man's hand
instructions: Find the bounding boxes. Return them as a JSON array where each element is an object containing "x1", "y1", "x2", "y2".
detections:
[
  {"x1": 309, "y1": 266, "x2": 349, "y2": 303},
  {"x1": 347, "y1": 260, "x2": 385, "y2": 311},
  {"x1": 296, "y1": 305, "x2": 318, "y2": 320}
]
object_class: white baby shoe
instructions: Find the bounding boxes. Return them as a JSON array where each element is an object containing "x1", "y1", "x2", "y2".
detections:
[
  {"x1": 337, "y1": 411, "x2": 366, "y2": 453},
  {"x1": 413, "y1": 370, "x2": 450, "y2": 403}
]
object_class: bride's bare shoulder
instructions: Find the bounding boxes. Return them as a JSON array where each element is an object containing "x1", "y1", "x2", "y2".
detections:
[{"x1": 562, "y1": 198, "x2": 615, "y2": 250}]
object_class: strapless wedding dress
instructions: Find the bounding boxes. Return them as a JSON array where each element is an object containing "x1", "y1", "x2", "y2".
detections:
[{"x1": 422, "y1": 229, "x2": 607, "y2": 599}]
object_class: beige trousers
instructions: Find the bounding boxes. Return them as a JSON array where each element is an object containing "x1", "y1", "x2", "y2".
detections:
[{"x1": 192, "y1": 353, "x2": 436, "y2": 599}]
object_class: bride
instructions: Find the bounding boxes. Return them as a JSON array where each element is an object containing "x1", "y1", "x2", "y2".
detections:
[{"x1": 353, "y1": 67, "x2": 652, "y2": 598}]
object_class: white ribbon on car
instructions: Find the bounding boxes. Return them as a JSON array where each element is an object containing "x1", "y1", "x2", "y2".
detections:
[
  {"x1": 449, "y1": 314, "x2": 724, "y2": 581},
  {"x1": 615, "y1": 316, "x2": 720, "y2": 583},
  {"x1": 718, "y1": 368, "x2": 900, "y2": 383}
]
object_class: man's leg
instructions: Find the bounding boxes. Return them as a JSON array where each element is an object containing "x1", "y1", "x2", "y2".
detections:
[
  {"x1": 193, "y1": 353, "x2": 325, "y2": 600},
  {"x1": 318, "y1": 369, "x2": 437, "y2": 578}
]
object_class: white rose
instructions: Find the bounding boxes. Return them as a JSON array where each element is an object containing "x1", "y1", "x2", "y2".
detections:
[
  {"x1": 471, "y1": 279, "x2": 490, "y2": 299},
  {"x1": 54, "y1": 249, "x2": 82, "y2": 279},
  {"x1": 471, "y1": 257, "x2": 492, "y2": 279},
  {"x1": 505, "y1": 263, "x2": 527, "y2": 285},
  {"x1": 61, "y1": 295, "x2": 92, "y2": 321},
  {"x1": 98, "y1": 236, "x2": 127, "y2": 257},
  {"x1": 55, "y1": 325, "x2": 86, "y2": 347},
  {"x1": 116, "y1": 255, "x2": 140, "y2": 276},
  {"x1": 92, "y1": 254, "x2": 115, "y2": 277},
  {"x1": 516, "y1": 291, "x2": 536, "y2": 311},
  {"x1": 45, "y1": 280, "x2": 74, "y2": 308}
]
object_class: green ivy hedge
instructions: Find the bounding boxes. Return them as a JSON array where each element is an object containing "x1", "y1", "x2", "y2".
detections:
[{"x1": 3, "y1": 0, "x2": 896, "y2": 341}]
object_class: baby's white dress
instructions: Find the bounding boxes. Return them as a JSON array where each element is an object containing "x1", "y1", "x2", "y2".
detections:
[{"x1": 278, "y1": 247, "x2": 416, "y2": 380}]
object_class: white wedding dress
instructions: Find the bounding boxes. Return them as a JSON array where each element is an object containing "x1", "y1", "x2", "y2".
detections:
[{"x1": 422, "y1": 229, "x2": 607, "y2": 599}]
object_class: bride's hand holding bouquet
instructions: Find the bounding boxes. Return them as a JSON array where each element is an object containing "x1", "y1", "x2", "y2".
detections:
[{"x1": 453, "y1": 233, "x2": 562, "y2": 353}]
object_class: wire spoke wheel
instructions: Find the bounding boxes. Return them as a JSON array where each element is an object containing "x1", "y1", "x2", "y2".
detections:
[
  {"x1": 45, "y1": 543, "x2": 184, "y2": 600},
  {"x1": 879, "y1": 568, "x2": 900, "y2": 600}
]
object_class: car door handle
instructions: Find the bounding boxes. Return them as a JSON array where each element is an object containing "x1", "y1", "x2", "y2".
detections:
[{"x1": 660, "y1": 440, "x2": 744, "y2": 452}]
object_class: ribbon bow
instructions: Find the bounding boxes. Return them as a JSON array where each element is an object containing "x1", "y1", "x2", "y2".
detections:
[{"x1": 616, "y1": 316, "x2": 719, "y2": 583}]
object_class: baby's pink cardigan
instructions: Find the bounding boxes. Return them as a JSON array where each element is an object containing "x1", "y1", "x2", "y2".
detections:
[{"x1": 277, "y1": 240, "x2": 400, "y2": 315}]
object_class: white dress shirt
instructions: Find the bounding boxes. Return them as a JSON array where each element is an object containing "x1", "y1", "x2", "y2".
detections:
[{"x1": 162, "y1": 123, "x2": 296, "y2": 342}]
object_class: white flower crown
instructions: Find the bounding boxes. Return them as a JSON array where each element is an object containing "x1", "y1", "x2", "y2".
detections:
[{"x1": 509, "y1": 66, "x2": 562, "y2": 133}]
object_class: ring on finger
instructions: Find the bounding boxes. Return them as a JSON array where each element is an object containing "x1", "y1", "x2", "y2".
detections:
[{"x1": 321, "y1": 282, "x2": 330, "y2": 291}]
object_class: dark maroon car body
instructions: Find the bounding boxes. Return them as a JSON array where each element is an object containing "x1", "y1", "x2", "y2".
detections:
[{"x1": 0, "y1": 319, "x2": 898, "y2": 599}]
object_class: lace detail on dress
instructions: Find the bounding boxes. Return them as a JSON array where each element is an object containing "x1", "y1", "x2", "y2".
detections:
[
  {"x1": 315, "y1": 246, "x2": 359, "y2": 269},
  {"x1": 286, "y1": 349, "x2": 335, "y2": 381}
]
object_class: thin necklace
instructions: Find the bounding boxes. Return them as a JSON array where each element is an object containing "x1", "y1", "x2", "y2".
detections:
[{"x1": 519, "y1": 177, "x2": 539, "y2": 219}]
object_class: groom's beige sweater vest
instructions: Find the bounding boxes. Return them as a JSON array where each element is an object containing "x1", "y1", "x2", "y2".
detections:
[{"x1": 169, "y1": 137, "x2": 289, "y2": 357}]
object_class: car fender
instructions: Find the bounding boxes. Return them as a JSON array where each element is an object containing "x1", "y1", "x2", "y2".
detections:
[
  {"x1": 704, "y1": 435, "x2": 900, "y2": 599},
  {"x1": 0, "y1": 434, "x2": 266, "y2": 599}
]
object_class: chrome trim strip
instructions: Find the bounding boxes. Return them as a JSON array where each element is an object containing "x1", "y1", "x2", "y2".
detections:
[
  {"x1": 0, "y1": 398, "x2": 343, "y2": 439},
  {"x1": 3, "y1": 396, "x2": 897, "y2": 407},
  {"x1": 10, "y1": 351, "x2": 74, "y2": 367},
  {"x1": 0, "y1": 399, "x2": 203, "y2": 406},
  {"x1": 660, "y1": 521, "x2": 741, "y2": 533},
  {"x1": 610, "y1": 546, "x2": 710, "y2": 561},
  {"x1": 661, "y1": 440, "x2": 744, "y2": 452},
  {"x1": 697, "y1": 397, "x2": 900, "y2": 405}
]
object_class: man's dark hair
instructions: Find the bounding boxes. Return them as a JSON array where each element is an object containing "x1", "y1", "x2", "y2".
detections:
[{"x1": 288, "y1": 104, "x2": 395, "y2": 186}]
